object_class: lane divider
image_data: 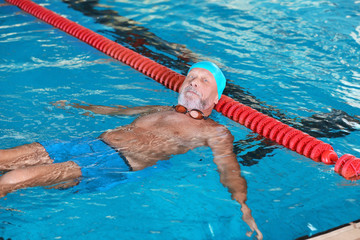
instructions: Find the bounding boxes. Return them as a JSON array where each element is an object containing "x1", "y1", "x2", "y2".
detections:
[{"x1": 6, "y1": 0, "x2": 360, "y2": 180}]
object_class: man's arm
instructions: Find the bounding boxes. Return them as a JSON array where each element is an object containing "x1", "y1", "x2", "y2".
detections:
[
  {"x1": 53, "y1": 100, "x2": 171, "y2": 116},
  {"x1": 207, "y1": 127, "x2": 263, "y2": 240}
]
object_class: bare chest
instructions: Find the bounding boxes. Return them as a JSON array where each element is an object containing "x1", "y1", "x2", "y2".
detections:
[
  {"x1": 132, "y1": 111, "x2": 207, "y2": 139},
  {"x1": 99, "y1": 111, "x2": 222, "y2": 169}
]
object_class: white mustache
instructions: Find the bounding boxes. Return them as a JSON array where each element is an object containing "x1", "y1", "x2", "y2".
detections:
[{"x1": 182, "y1": 86, "x2": 201, "y2": 97}]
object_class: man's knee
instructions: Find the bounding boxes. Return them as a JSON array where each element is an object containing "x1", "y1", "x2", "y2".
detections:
[
  {"x1": 58, "y1": 161, "x2": 82, "y2": 178},
  {"x1": 65, "y1": 160, "x2": 79, "y2": 167},
  {"x1": 61, "y1": 161, "x2": 80, "y2": 170}
]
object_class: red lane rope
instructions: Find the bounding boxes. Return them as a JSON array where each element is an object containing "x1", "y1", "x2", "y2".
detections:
[{"x1": 6, "y1": 0, "x2": 360, "y2": 180}]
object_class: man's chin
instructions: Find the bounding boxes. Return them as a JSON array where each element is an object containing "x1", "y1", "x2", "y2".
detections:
[
  {"x1": 178, "y1": 93, "x2": 204, "y2": 109},
  {"x1": 178, "y1": 100, "x2": 202, "y2": 110}
]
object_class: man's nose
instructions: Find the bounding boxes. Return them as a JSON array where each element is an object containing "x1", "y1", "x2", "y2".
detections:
[{"x1": 189, "y1": 77, "x2": 199, "y2": 88}]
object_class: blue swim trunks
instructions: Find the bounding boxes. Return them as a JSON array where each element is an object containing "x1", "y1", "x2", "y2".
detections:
[{"x1": 40, "y1": 137, "x2": 132, "y2": 192}]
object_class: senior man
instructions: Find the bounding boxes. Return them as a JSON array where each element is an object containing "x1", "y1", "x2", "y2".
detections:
[{"x1": 0, "y1": 61, "x2": 262, "y2": 239}]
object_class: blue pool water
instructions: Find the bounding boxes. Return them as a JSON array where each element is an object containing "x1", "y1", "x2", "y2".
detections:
[{"x1": 1, "y1": 0, "x2": 360, "y2": 239}]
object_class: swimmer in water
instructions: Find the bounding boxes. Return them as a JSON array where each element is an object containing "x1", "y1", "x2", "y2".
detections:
[{"x1": 0, "y1": 61, "x2": 262, "y2": 239}]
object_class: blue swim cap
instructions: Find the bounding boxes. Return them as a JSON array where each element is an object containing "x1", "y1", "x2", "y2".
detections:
[{"x1": 188, "y1": 61, "x2": 226, "y2": 100}]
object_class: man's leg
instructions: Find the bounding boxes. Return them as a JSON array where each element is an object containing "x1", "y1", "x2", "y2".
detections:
[
  {"x1": 0, "y1": 142, "x2": 52, "y2": 171},
  {"x1": 0, "y1": 161, "x2": 82, "y2": 197}
]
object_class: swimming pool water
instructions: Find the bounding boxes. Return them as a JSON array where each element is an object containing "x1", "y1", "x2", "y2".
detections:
[{"x1": 1, "y1": 0, "x2": 360, "y2": 239}]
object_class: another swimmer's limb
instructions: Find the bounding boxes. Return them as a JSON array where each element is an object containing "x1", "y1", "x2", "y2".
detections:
[
  {"x1": 0, "y1": 161, "x2": 82, "y2": 198},
  {"x1": 52, "y1": 100, "x2": 171, "y2": 116},
  {"x1": 0, "y1": 142, "x2": 52, "y2": 171},
  {"x1": 208, "y1": 127, "x2": 263, "y2": 240}
]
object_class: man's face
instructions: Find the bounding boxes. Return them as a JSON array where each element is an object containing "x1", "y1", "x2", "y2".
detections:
[{"x1": 178, "y1": 68, "x2": 219, "y2": 110}]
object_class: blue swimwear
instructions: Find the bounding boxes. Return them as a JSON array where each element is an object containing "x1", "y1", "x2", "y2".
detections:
[{"x1": 40, "y1": 137, "x2": 132, "y2": 192}]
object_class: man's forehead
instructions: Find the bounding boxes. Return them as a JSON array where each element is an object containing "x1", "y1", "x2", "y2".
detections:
[{"x1": 188, "y1": 68, "x2": 215, "y2": 79}]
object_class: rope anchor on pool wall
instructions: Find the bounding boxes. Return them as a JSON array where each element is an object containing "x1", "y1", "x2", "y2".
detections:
[{"x1": 6, "y1": 0, "x2": 360, "y2": 180}]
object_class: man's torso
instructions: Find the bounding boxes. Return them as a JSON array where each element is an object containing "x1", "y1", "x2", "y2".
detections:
[{"x1": 99, "y1": 109, "x2": 223, "y2": 170}]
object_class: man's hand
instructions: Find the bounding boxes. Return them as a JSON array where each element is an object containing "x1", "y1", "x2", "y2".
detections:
[
  {"x1": 241, "y1": 204, "x2": 263, "y2": 240},
  {"x1": 52, "y1": 100, "x2": 68, "y2": 108}
]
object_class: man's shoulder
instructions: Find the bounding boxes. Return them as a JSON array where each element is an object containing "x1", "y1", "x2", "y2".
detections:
[
  {"x1": 204, "y1": 118, "x2": 227, "y2": 128},
  {"x1": 204, "y1": 120, "x2": 234, "y2": 146},
  {"x1": 203, "y1": 119, "x2": 232, "y2": 135}
]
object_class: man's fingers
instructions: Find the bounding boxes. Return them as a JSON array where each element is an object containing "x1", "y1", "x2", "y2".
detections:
[
  {"x1": 51, "y1": 100, "x2": 68, "y2": 108},
  {"x1": 255, "y1": 229, "x2": 263, "y2": 240},
  {"x1": 245, "y1": 230, "x2": 253, "y2": 237}
]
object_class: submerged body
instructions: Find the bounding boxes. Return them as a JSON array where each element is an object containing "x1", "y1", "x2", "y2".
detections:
[
  {"x1": 0, "y1": 62, "x2": 262, "y2": 239},
  {"x1": 100, "y1": 108, "x2": 227, "y2": 170}
]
